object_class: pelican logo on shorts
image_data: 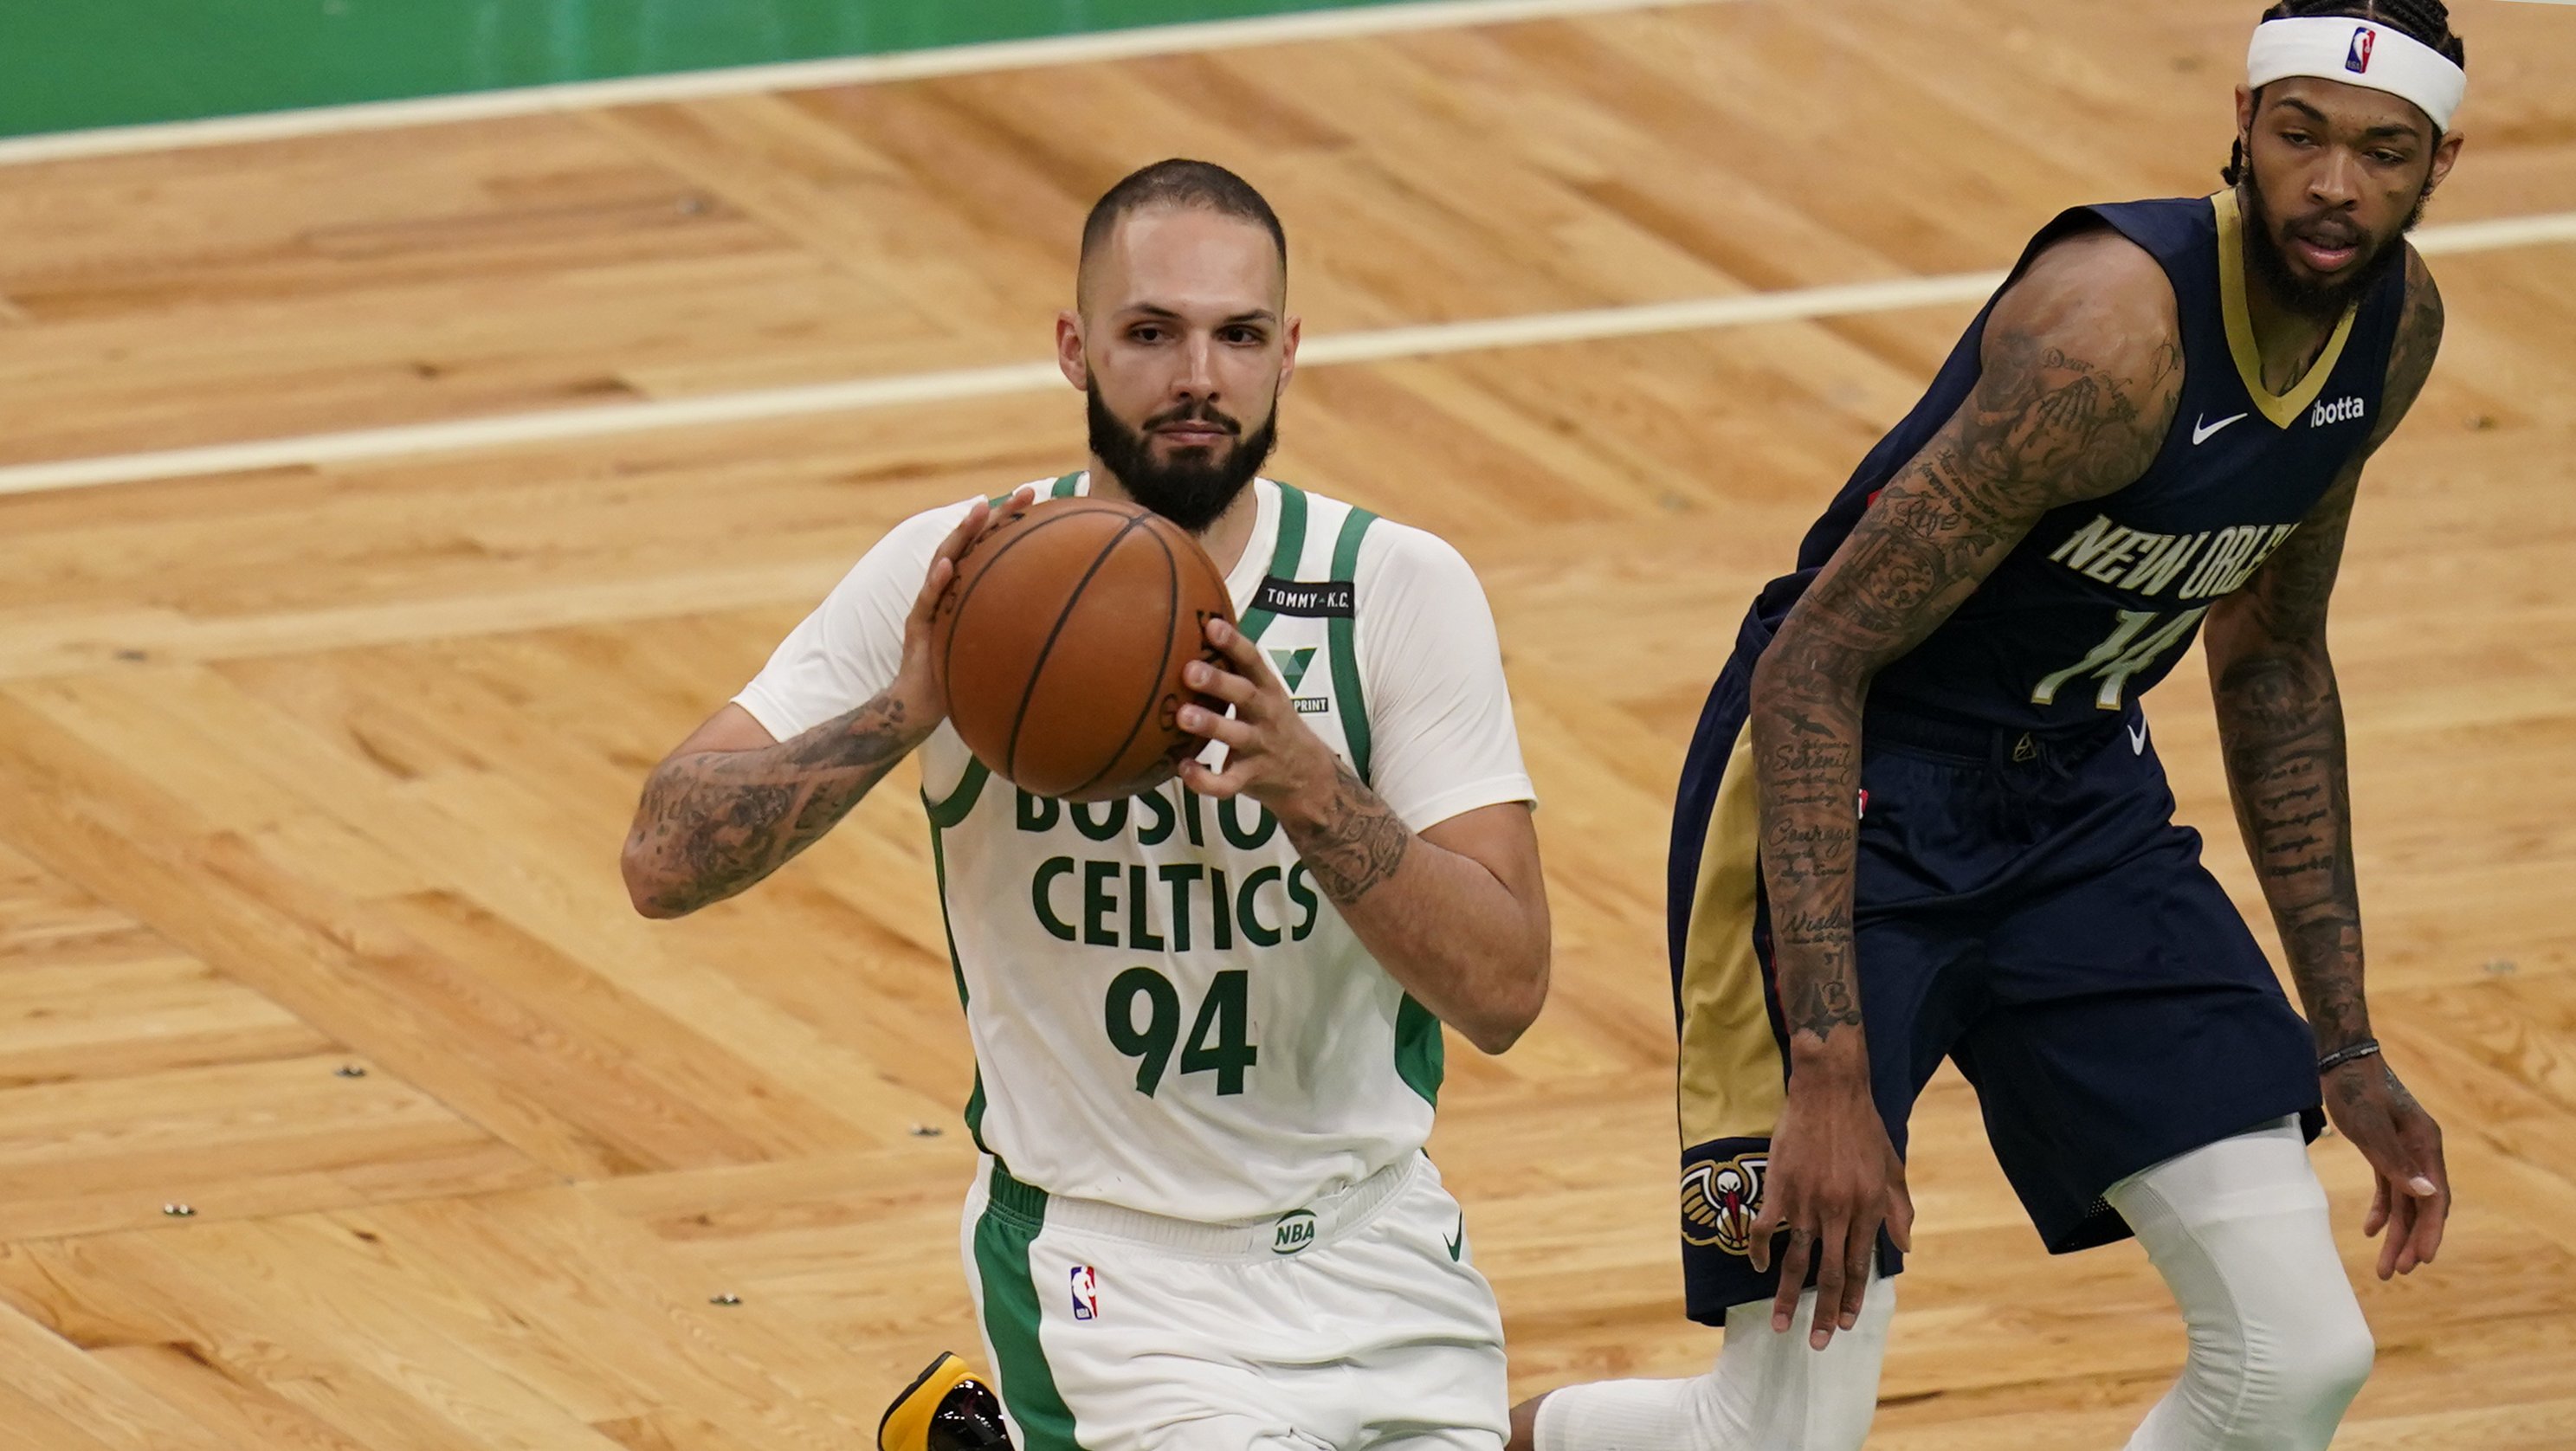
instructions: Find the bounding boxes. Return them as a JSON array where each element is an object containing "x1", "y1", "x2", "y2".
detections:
[
  {"x1": 1069, "y1": 1264, "x2": 1099, "y2": 1321},
  {"x1": 2346, "y1": 25, "x2": 2376, "y2": 74},
  {"x1": 1680, "y1": 1154, "x2": 1768, "y2": 1258},
  {"x1": 1271, "y1": 1209, "x2": 1319, "y2": 1255}
]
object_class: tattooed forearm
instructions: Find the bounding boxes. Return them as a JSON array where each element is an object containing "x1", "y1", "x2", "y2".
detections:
[
  {"x1": 1284, "y1": 759, "x2": 1412, "y2": 904},
  {"x1": 1751, "y1": 238, "x2": 2180, "y2": 1065},
  {"x1": 2203, "y1": 250, "x2": 2439, "y2": 1055},
  {"x1": 623, "y1": 694, "x2": 924, "y2": 917},
  {"x1": 2211, "y1": 633, "x2": 2366, "y2": 1048}
]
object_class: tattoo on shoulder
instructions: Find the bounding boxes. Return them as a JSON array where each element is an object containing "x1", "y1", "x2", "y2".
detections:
[{"x1": 2375, "y1": 254, "x2": 2444, "y2": 446}]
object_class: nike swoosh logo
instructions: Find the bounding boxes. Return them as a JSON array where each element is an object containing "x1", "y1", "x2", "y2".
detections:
[
  {"x1": 1445, "y1": 1216, "x2": 1466, "y2": 1262},
  {"x1": 2192, "y1": 412, "x2": 2249, "y2": 445},
  {"x1": 2128, "y1": 720, "x2": 2149, "y2": 755}
]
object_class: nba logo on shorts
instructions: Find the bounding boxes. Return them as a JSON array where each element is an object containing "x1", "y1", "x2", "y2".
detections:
[
  {"x1": 2345, "y1": 26, "x2": 2375, "y2": 74},
  {"x1": 1069, "y1": 1265, "x2": 1099, "y2": 1321}
]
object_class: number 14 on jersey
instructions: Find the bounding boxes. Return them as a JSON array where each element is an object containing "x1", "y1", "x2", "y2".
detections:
[{"x1": 2031, "y1": 607, "x2": 2210, "y2": 710}]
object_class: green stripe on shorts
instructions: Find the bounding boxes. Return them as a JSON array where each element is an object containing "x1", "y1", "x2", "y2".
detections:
[{"x1": 973, "y1": 1164, "x2": 1081, "y2": 1449}]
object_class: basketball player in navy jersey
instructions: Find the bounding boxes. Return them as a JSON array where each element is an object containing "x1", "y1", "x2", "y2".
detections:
[{"x1": 1515, "y1": 4, "x2": 2468, "y2": 1449}]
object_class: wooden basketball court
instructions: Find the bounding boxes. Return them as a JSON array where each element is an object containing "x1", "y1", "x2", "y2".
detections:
[{"x1": 1, "y1": 2, "x2": 2571, "y2": 1446}]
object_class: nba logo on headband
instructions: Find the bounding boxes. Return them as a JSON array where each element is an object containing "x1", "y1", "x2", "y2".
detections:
[{"x1": 2248, "y1": 16, "x2": 2463, "y2": 132}]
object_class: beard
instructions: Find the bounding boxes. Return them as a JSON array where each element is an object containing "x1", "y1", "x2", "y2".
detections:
[
  {"x1": 1086, "y1": 387, "x2": 1278, "y2": 534},
  {"x1": 2241, "y1": 161, "x2": 2425, "y2": 322}
]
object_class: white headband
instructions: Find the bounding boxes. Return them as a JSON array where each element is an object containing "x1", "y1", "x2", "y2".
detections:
[{"x1": 2247, "y1": 16, "x2": 2464, "y2": 132}]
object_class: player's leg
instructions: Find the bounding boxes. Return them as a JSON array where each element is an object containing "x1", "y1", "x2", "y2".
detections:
[
  {"x1": 1331, "y1": 1156, "x2": 1511, "y2": 1451},
  {"x1": 2107, "y1": 1119, "x2": 2373, "y2": 1451},
  {"x1": 959, "y1": 1159, "x2": 1077, "y2": 1449},
  {"x1": 959, "y1": 1158, "x2": 1279, "y2": 1450},
  {"x1": 1967, "y1": 751, "x2": 2366, "y2": 1451},
  {"x1": 1512, "y1": 1269, "x2": 1893, "y2": 1451},
  {"x1": 1517, "y1": 753, "x2": 1977, "y2": 1448}
]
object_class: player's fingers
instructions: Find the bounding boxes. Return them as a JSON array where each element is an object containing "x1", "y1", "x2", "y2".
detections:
[
  {"x1": 937, "y1": 499, "x2": 994, "y2": 560},
  {"x1": 1884, "y1": 1151, "x2": 1916, "y2": 1254},
  {"x1": 2363, "y1": 1172, "x2": 2391, "y2": 1239},
  {"x1": 1175, "y1": 758, "x2": 1245, "y2": 800},
  {"x1": 1809, "y1": 1217, "x2": 1849, "y2": 1349},
  {"x1": 2375, "y1": 1186, "x2": 2409, "y2": 1280},
  {"x1": 910, "y1": 553, "x2": 956, "y2": 612},
  {"x1": 1769, "y1": 1226, "x2": 1811, "y2": 1336},
  {"x1": 1746, "y1": 1195, "x2": 1783, "y2": 1274},
  {"x1": 1202, "y1": 616, "x2": 1282, "y2": 688},
  {"x1": 975, "y1": 487, "x2": 1034, "y2": 540},
  {"x1": 1176, "y1": 704, "x2": 1256, "y2": 749},
  {"x1": 1182, "y1": 661, "x2": 1258, "y2": 707},
  {"x1": 1837, "y1": 1216, "x2": 1877, "y2": 1330},
  {"x1": 2405, "y1": 1175, "x2": 2448, "y2": 1273}
]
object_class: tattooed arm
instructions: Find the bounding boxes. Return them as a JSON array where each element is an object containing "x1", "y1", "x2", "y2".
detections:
[
  {"x1": 621, "y1": 699, "x2": 931, "y2": 918},
  {"x1": 1175, "y1": 616, "x2": 1550, "y2": 1056},
  {"x1": 1745, "y1": 229, "x2": 2185, "y2": 1346},
  {"x1": 620, "y1": 496, "x2": 1006, "y2": 918},
  {"x1": 2203, "y1": 245, "x2": 2447, "y2": 1280}
]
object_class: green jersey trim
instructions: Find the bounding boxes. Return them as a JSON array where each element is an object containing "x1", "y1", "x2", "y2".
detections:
[
  {"x1": 1317, "y1": 506, "x2": 1443, "y2": 1106},
  {"x1": 1394, "y1": 993, "x2": 1444, "y2": 1106},
  {"x1": 926, "y1": 760, "x2": 991, "y2": 829},
  {"x1": 972, "y1": 1164, "x2": 1081, "y2": 1449},
  {"x1": 927, "y1": 801, "x2": 992, "y2": 1149},
  {"x1": 1327, "y1": 506, "x2": 1378, "y2": 784},
  {"x1": 1236, "y1": 481, "x2": 1310, "y2": 644},
  {"x1": 988, "y1": 472, "x2": 1081, "y2": 508}
]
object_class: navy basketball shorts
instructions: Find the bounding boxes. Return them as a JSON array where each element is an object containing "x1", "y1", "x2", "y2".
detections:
[{"x1": 1662, "y1": 639, "x2": 2324, "y2": 1324}]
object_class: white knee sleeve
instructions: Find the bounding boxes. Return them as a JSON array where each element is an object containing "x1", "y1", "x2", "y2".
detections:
[
  {"x1": 1531, "y1": 1272, "x2": 1892, "y2": 1451},
  {"x1": 2107, "y1": 1119, "x2": 2374, "y2": 1451}
]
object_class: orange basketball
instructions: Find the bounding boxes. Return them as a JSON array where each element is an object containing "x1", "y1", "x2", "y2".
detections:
[{"x1": 932, "y1": 495, "x2": 1236, "y2": 802}]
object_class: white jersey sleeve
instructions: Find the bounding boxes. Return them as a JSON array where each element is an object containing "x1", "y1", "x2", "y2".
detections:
[
  {"x1": 1353, "y1": 524, "x2": 1536, "y2": 833},
  {"x1": 733, "y1": 500, "x2": 976, "y2": 741}
]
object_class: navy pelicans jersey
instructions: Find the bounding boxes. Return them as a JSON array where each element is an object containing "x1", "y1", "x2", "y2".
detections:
[{"x1": 1764, "y1": 190, "x2": 2405, "y2": 729}]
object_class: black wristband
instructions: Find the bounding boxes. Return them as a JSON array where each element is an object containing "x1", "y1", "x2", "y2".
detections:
[{"x1": 2317, "y1": 1038, "x2": 2382, "y2": 1074}]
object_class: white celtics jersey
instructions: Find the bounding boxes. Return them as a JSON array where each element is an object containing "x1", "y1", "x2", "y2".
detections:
[{"x1": 736, "y1": 474, "x2": 1533, "y2": 1222}]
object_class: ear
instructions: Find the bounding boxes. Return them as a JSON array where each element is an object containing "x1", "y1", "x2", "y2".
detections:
[
  {"x1": 1277, "y1": 314, "x2": 1301, "y2": 396},
  {"x1": 2234, "y1": 83, "x2": 2256, "y2": 144},
  {"x1": 1056, "y1": 310, "x2": 1088, "y2": 391},
  {"x1": 2424, "y1": 128, "x2": 2464, "y2": 196}
]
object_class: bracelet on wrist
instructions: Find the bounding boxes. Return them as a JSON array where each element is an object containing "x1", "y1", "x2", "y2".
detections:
[{"x1": 2316, "y1": 1038, "x2": 2382, "y2": 1074}]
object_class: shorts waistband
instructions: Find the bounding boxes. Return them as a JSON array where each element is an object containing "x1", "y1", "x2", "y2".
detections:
[
  {"x1": 980, "y1": 1153, "x2": 1422, "y2": 1261},
  {"x1": 1863, "y1": 705, "x2": 2132, "y2": 764}
]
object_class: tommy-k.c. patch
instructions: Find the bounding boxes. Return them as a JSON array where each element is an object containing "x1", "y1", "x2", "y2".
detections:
[{"x1": 1251, "y1": 577, "x2": 1354, "y2": 619}]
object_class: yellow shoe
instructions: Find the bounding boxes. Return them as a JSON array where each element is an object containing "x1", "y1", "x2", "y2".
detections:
[{"x1": 879, "y1": 1351, "x2": 1012, "y2": 1451}]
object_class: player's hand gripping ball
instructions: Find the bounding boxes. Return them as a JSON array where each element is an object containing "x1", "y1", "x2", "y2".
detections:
[{"x1": 932, "y1": 494, "x2": 1235, "y2": 802}]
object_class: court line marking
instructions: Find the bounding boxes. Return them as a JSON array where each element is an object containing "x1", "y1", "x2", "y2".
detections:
[
  {"x1": 0, "y1": 0, "x2": 1735, "y2": 167},
  {"x1": 3, "y1": 208, "x2": 2570, "y2": 499}
]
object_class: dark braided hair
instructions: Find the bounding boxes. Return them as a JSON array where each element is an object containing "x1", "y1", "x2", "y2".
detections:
[{"x1": 2223, "y1": 0, "x2": 2467, "y2": 184}]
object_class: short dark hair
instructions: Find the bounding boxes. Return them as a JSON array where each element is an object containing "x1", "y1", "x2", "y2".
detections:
[
  {"x1": 1080, "y1": 158, "x2": 1287, "y2": 273},
  {"x1": 2224, "y1": 0, "x2": 2467, "y2": 184}
]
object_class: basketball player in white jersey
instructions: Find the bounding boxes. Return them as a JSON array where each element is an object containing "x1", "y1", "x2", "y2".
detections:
[{"x1": 621, "y1": 159, "x2": 1551, "y2": 1451}]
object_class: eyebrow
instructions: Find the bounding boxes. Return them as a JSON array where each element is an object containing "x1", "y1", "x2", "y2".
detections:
[
  {"x1": 1124, "y1": 304, "x2": 1280, "y2": 326},
  {"x1": 2271, "y1": 95, "x2": 2423, "y2": 144}
]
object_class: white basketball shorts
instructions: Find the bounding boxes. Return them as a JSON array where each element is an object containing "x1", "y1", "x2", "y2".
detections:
[{"x1": 960, "y1": 1151, "x2": 1508, "y2": 1450}]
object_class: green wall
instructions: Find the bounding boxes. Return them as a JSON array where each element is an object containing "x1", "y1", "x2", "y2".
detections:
[{"x1": 2, "y1": 0, "x2": 1411, "y2": 138}]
